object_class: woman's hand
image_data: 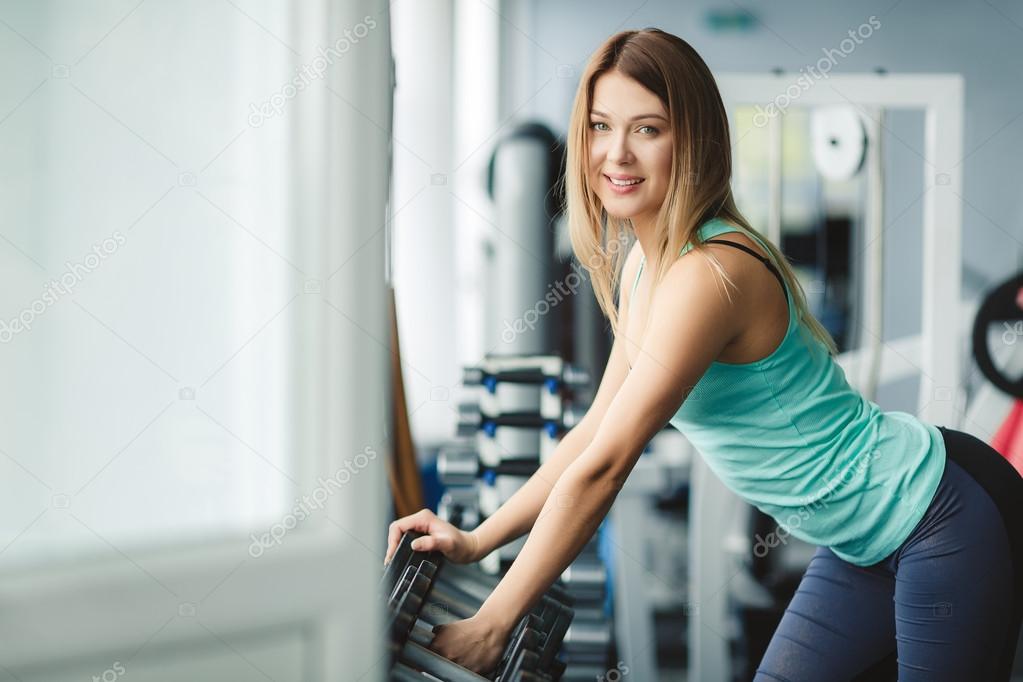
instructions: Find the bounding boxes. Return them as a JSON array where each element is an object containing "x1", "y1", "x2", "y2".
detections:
[
  {"x1": 429, "y1": 614, "x2": 511, "y2": 676},
  {"x1": 384, "y1": 508, "x2": 481, "y2": 566}
]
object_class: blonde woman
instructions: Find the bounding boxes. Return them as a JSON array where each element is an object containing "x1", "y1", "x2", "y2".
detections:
[{"x1": 385, "y1": 28, "x2": 1023, "y2": 680}]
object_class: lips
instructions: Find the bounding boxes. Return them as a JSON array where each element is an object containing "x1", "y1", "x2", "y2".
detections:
[{"x1": 604, "y1": 174, "x2": 645, "y2": 187}]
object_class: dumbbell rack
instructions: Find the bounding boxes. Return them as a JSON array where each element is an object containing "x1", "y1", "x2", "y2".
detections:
[
  {"x1": 459, "y1": 354, "x2": 587, "y2": 467},
  {"x1": 438, "y1": 354, "x2": 615, "y2": 681},
  {"x1": 383, "y1": 530, "x2": 574, "y2": 681}
]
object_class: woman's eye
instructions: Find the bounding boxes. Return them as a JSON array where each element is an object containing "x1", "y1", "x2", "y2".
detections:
[{"x1": 589, "y1": 121, "x2": 658, "y2": 135}]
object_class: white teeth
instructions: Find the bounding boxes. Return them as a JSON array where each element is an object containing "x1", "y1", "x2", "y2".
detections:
[{"x1": 609, "y1": 176, "x2": 642, "y2": 186}]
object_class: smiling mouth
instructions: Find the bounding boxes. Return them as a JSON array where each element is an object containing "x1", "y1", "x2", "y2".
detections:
[
  {"x1": 604, "y1": 174, "x2": 645, "y2": 188},
  {"x1": 601, "y1": 174, "x2": 642, "y2": 193}
]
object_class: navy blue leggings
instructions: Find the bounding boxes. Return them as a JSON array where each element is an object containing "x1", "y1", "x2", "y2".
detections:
[{"x1": 754, "y1": 426, "x2": 1023, "y2": 681}]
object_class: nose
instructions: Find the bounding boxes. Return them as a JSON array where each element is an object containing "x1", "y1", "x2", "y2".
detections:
[{"x1": 606, "y1": 130, "x2": 633, "y2": 165}]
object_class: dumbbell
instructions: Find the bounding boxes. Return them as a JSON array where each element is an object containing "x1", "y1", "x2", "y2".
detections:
[
  {"x1": 457, "y1": 405, "x2": 571, "y2": 439},
  {"x1": 384, "y1": 532, "x2": 573, "y2": 679},
  {"x1": 387, "y1": 559, "x2": 501, "y2": 681},
  {"x1": 390, "y1": 585, "x2": 566, "y2": 681},
  {"x1": 386, "y1": 549, "x2": 567, "y2": 680},
  {"x1": 383, "y1": 532, "x2": 575, "y2": 613},
  {"x1": 495, "y1": 615, "x2": 556, "y2": 681},
  {"x1": 389, "y1": 558, "x2": 492, "y2": 626},
  {"x1": 385, "y1": 534, "x2": 575, "y2": 637},
  {"x1": 462, "y1": 361, "x2": 589, "y2": 394},
  {"x1": 382, "y1": 532, "x2": 486, "y2": 601},
  {"x1": 438, "y1": 447, "x2": 540, "y2": 486},
  {"x1": 388, "y1": 535, "x2": 603, "y2": 681},
  {"x1": 503, "y1": 603, "x2": 572, "y2": 677}
]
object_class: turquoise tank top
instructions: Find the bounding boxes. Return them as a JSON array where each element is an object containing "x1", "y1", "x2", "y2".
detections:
[{"x1": 631, "y1": 218, "x2": 947, "y2": 566}]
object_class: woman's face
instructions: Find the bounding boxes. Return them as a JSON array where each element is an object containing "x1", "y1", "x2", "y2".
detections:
[{"x1": 588, "y1": 70, "x2": 673, "y2": 226}]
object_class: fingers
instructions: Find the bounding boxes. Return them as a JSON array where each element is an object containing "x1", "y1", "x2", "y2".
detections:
[
  {"x1": 410, "y1": 531, "x2": 449, "y2": 553},
  {"x1": 384, "y1": 509, "x2": 436, "y2": 564},
  {"x1": 384, "y1": 520, "x2": 402, "y2": 565}
]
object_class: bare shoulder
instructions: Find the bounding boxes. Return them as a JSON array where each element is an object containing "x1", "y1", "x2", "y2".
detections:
[
  {"x1": 682, "y1": 225, "x2": 774, "y2": 291},
  {"x1": 700, "y1": 223, "x2": 772, "y2": 262},
  {"x1": 654, "y1": 228, "x2": 752, "y2": 341},
  {"x1": 645, "y1": 241, "x2": 746, "y2": 362}
]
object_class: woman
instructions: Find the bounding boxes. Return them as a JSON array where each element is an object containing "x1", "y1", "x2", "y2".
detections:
[{"x1": 384, "y1": 28, "x2": 1023, "y2": 680}]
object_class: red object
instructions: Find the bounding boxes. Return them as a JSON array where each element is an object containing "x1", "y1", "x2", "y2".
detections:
[{"x1": 991, "y1": 399, "x2": 1023, "y2": 477}]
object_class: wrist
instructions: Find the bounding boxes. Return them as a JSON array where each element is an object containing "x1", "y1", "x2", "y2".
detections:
[
  {"x1": 467, "y1": 528, "x2": 484, "y2": 562},
  {"x1": 475, "y1": 599, "x2": 519, "y2": 637}
]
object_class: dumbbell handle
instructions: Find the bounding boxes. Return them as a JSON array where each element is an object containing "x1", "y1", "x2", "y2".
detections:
[
  {"x1": 486, "y1": 459, "x2": 540, "y2": 477},
  {"x1": 464, "y1": 366, "x2": 587, "y2": 387},
  {"x1": 457, "y1": 409, "x2": 570, "y2": 437},
  {"x1": 439, "y1": 449, "x2": 539, "y2": 484}
]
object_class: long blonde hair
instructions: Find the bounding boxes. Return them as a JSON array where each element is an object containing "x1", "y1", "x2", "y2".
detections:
[{"x1": 563, "y1": 28, "x2": 837, "y2": 356}]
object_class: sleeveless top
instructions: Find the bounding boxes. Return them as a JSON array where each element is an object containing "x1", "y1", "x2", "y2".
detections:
[{"x1": 629, "y1": 218, "x2": 946, "y2": 566}]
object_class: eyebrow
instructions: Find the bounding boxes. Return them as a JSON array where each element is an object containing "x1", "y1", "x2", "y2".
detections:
[{"x1": 590, "y1": 110, "x2": 668, "y2": 122}]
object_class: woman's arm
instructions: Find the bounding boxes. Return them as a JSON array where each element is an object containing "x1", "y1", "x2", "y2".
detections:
[
  {"x1": 430, "y1": 244, "x2": 748, "y2": 674},
  {"x1": 467, "y1": 244, "x2": 643, "y2": 561},
  {"x1": 473, "y1": 243, "x2": 742, "y2": 634},
  {"x1": 468, "y1": 372, "x2": 614, "y2": 559}
]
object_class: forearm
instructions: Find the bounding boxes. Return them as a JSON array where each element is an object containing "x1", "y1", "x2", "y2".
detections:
[
  {"x1": 476, "y1": 459, "x2": 620, "y2": 632},
  {"x1": 469, "y1": 423, "x2": 593, "y2": 561}
]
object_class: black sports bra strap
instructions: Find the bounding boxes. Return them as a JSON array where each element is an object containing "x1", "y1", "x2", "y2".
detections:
[{"x1": 703, "y1": 238, "x2": 787, "y2": 295}]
